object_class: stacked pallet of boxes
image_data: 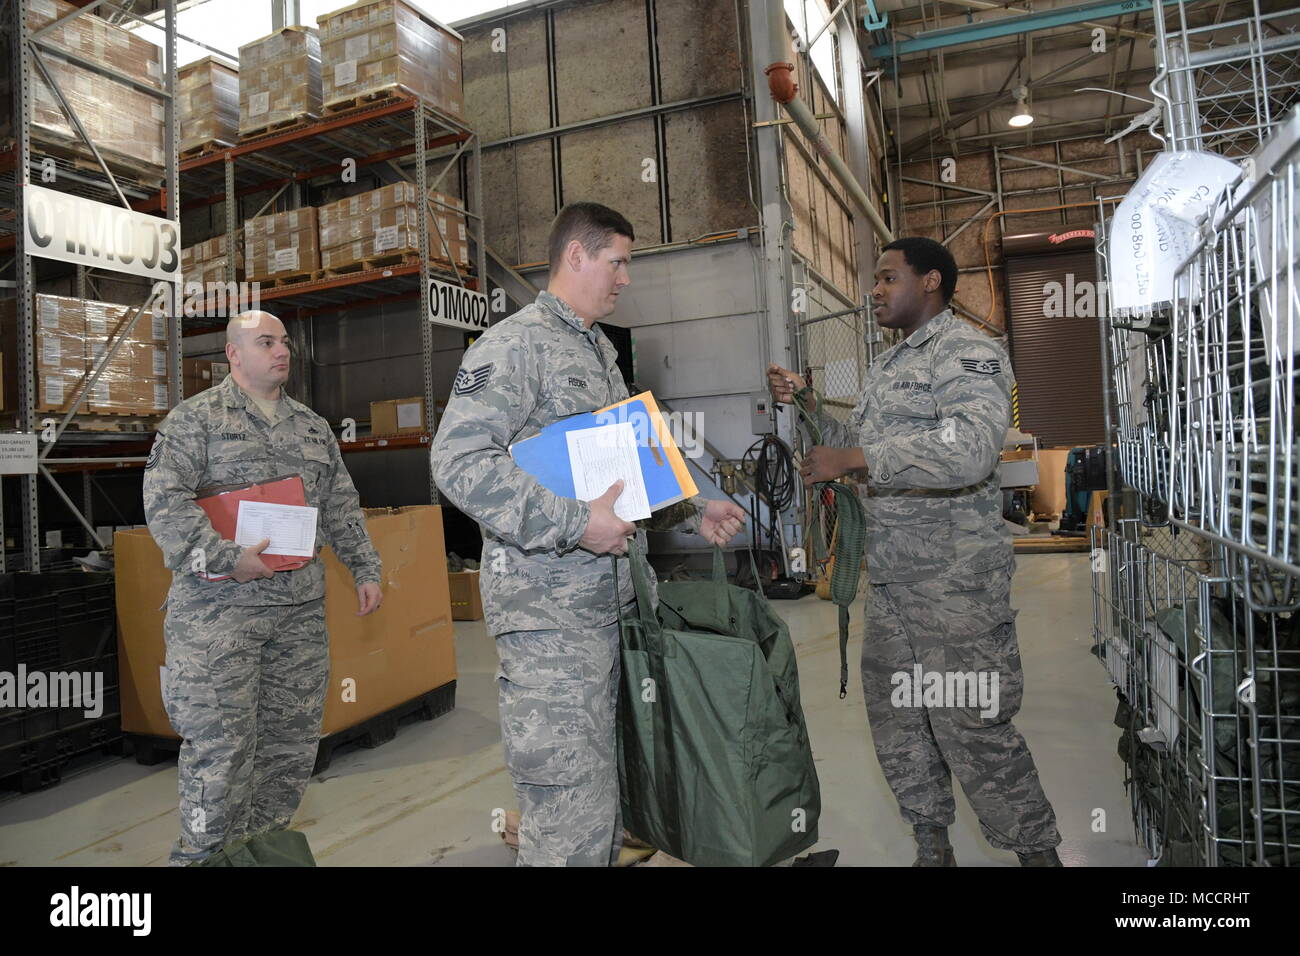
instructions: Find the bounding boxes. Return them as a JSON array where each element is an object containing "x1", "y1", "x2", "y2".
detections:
[
  {"x1": 0, "y1": 295, "x2": 86, "y2": 414},
  {"x1": 0, "y1": 296, "x2": 168, "y2": 416},
  {"x1": 1, "y1": 0, "x2": 165, "y2": 183},
  {"x1": 85, "y1": 299, "x2": 170, "y2": 416},
  {"x1": 429, "y1": 190, "x2": 470, "y2": 268},
  {"x1": 317, "y1": 0, "x2": 464, "y2": 120},
  {"x1": 319, "y1": 182, "x2": 418, "y2": 273},
  {"x1": 178, "y1": 57, "x2": 240, "y2": 155},
  {"x1": 319, "y1": 184, "x2": 468, "y2": 273},
  {"x1": 245, "y1": 208, "x2": 321, "y2": 284},
  {"x1": 238, "y1": 26, "x2": 322, "y2": 138},
  {"x1": 181, "y1": 234, "x2": 239, "y2": 287}
]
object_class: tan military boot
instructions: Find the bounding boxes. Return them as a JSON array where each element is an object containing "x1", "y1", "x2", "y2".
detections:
[{"x1": 912, "y1": 825, "x2": 957, "y2": 866}]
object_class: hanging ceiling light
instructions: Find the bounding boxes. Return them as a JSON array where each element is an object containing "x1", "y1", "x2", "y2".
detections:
[{"x1": 1009, "y1": 86, "x2": 1034, "y2": 127}]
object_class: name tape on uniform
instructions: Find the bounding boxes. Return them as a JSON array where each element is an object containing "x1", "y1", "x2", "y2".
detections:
[{"x1": 428, "y1": 278, "x2": 489, "y2": 332}]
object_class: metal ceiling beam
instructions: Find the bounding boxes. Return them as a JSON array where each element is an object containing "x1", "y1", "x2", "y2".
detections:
[
  {"x1": 897, "y1": 46, "x2": 1104, "y2": 154},
  {"x1": 888, "y1": 28, "x2": 1116, "y2": 76},
  {"x1": 869, "y1": 0, "x2": 1194, "y2": 60},
  {"x1": 892, "y1": 65, "x2": 1154, "y2": 121},
  {"x1": 887, "y1": 0, "x2": 1158, "y2": 40}
]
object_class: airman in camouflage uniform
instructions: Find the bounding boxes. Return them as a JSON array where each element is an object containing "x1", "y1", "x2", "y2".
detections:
[
  {"x1": 771, "y1": 238, "x2": 1061, "y2": 866},
  {"x1": 144, "y1": 311, "x2": 382, "y2": 865},
  {"x1": 431, "y1": 203, "x2": 745, "y2": 866}
]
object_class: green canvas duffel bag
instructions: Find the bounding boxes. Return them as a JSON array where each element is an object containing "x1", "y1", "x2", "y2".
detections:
[
  {"x1": 616, "y1": 541, "x2": 821, "y2": 866},
  {"x1": 192, "y1": 829, "x2": 316, "y2": 867}
]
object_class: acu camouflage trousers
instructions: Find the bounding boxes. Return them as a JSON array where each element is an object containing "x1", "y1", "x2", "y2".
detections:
[
  {"x1": 495, "y1": 622, "x2": 623, "y2": 867},
  {"x1": 163, "y1": 596, "x2": 329, "y2": 865},
  {"x1": 861, "y1": 563, "x2": 1061, "y2": 854}
]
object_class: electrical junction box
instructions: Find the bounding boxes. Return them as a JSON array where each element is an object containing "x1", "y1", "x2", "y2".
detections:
[{"x1": 750, "y1": 390, "x2": 774, "y2": 435}]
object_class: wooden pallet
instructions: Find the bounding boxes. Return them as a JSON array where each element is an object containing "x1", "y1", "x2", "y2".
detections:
[
  {"x1": 180, "y1": 138, "x2": 236, "y2": 160},
  {"x1": 322, "y1": 84, "x2": 417, "y2": 117},
  {"x1": 29, "y1": 132, "x2": 164, "y2": 191},
  {"x1": 1013, "y1": 534, "x2": 1091, "y2": 554},
  {"x1": 322, "y1": 252, "x2": 421, "y2": 277},
  {"x1": 238, "y1": 113, "x2": 317, "y2": 141},
  {"x1": 254, "y1": 269, "x2": 324, "y2": 289}
]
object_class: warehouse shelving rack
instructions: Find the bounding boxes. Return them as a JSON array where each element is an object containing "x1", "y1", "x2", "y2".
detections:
[
  {"x1": 0, "y1": 0, "x2": 183, "y2": 574},
  {"x1": 1091, "y1": 0, "x2": 1300, "y2": 866},
  {"x1": 175, "y1": 89, "x2": 487, "y2": 503}
]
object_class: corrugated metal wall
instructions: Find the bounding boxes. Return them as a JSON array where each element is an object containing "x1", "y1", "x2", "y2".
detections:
[{"x1": 1003, "y1": 249, "x2": 1106, "y2": 447}]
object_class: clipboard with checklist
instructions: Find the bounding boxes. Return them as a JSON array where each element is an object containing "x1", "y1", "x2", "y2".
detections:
[{"x1": 194, "y1": 474, "x2": 314, "y2": 580}]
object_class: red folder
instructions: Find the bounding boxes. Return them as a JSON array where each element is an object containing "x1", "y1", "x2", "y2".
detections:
[{"x1": 195, "y1": 474, "x2": 311, "y2": 580}]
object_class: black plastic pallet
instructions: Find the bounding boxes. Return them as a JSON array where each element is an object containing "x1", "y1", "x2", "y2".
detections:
[
  {"x1": 313, "y1": 681, "x2": 456, "y2": 774},
  {"x1": 124, "y1": 681, "x2": 458, "y2": 776},
  {"x1": 0, "y1": 570, "x2": 116, "y2": 674},
  {"x1": 0, "y1": 713, "x2": 124, "y2": 793}
]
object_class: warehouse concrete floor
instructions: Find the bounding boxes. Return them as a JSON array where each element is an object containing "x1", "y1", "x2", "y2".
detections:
[{"x1": 0, "y1": 551, "x2": 1147, "y2": 867}]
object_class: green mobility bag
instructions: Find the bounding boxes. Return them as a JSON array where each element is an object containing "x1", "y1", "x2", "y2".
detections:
[
  {"x1": 193, "y1": 829, "x2": 316, "y2": 867},
  {"x1": 616, "y1": 541, "x2": 821, "y2": 866}
]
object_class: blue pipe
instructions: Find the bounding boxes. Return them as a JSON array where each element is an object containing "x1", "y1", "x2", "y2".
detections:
[{"x1": 869, "y1": 0, "x2": 1190, "y2": 60}]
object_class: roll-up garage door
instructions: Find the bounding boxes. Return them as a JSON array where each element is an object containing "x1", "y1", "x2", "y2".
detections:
[{"x1": 1003, "y1": 246, "x2": 1106, "y2": 447}]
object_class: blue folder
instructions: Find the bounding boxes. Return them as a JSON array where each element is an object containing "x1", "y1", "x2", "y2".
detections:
[{"x1": 509, "y1": 396, "x2": 693, "y2": 510}]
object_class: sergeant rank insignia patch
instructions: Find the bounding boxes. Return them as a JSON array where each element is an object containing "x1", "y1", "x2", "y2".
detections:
[
  {"x1": 959, "y1": 357, "x2": 1001, "y2": 375},
  {"x1": 453, "y1": 363, "x2": 493, "y2": 396}
]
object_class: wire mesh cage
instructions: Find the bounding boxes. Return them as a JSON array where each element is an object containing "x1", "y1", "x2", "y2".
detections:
[
  {"x1": 792, "y1": 258, "x2": 877, "y2": 430},
  {"x1": 1092, "y1": 520, "x2": 1299, "y2": 865},
  {"x1": 1094, "y1": 211, "x2": 1176, "y2": 511},
  {"x1": 1167, "y1": 110, "x2": 1300, "y2": 608},
  {"x1": 1154, "y1": 1, "x2": 1300, "y2": 157}
]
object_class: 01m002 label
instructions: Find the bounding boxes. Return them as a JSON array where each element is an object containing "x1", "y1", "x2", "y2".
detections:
[{"x1": 428, "y1": 277, "x2": 489, "y2": 331}]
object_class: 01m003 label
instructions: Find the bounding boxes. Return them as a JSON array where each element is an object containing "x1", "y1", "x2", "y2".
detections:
[{"x1": 428, "y1": 277, "x2": 489, "y2": 331}]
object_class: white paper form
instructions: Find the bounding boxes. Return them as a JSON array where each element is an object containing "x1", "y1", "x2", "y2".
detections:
[
  {"x1": 566, "y1": 422, "x2": 652, "y2": 521},
  {"x1": 235, "y1": 501, "x2": 319, "y2": 557}
]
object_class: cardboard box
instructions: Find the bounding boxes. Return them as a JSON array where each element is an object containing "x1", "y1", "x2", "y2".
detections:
[
  {"x1": 371, "y1": 396, "x2": 426, "y2": 435},
  {"x1": 115, "y1": 506, "x2": 457, "y2": 739},
  {"x1": 179, "y1": 56, "x2": 239, "y2": 151},
  {"x1": 246, "y1": 207, "x2": 317, "y2": 239},
  {"x1": 318, "y1": 182, "x2": 416, "y2": 227},
  {"x1": 244, "y1": 209, "x2": 321, "y2": 280},
  {"x1": 90, "y1": 377, "x2": 169, "y2": 416},
  {"x1": 1030, "y1": 448, "x2": 1072, "y2": 519},
  {"x1": 448, "y1": 569, "x2": 483, "y2": 621},
  {"x1": 0, "y1": 296, "x2": 90, "y2": 413},
  {"x1": 320, "y1": 226, "x2": 420, "y2": 269},
  {"x1": 318, "y1": 204, "x2": 432, "y2": 250},
  {"x1": 183, "y1": 358, "x2": 214, "y2": 398},
  {"x1": 238, "y1": 26, "x2": 322, "y2": 135},
  {"x1": 246, "y1": 229, "x2": 321, "y2": 280},
  {"x1": 84, "y1": 299, "x2": 168, "y2": 344}
]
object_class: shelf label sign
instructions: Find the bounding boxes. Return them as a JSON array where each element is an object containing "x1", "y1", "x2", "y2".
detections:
[
  {"x1": 0, "y1": 434, "x2": 38, "y2": 475},
  {"x1": 23, "y1": 184, "x2": 181, "y2": 282},
  {"x1": 428, "y1": 277, "x2": 489, "y2": 331}
]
